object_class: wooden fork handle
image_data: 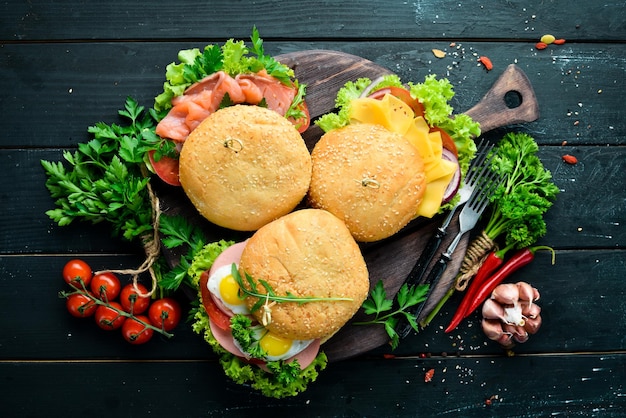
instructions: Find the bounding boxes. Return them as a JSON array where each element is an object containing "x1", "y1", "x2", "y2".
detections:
[{"x1": 463, "y1": 64, "x2": 540, "y2": 133}]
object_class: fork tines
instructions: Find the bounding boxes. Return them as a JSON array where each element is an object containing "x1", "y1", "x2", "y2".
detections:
[{"x1": 468, "y1": 168, "x2": 500, "y2": 213}]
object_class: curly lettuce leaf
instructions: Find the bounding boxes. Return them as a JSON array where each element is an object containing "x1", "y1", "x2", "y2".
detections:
[
  {"x1": 315, "y1": 75, "x2": 401, "y2": 132},
  {"x1": 187, "y1": 239, "x2": 235, "y2": 284},
  {"x1": 191, "y1": 301, "x2": 328, "y2": 398},
  {"x1": 154, "y1": 27, "x2": 297, "y2": 113},
  {"x1": 315, "y1": 73, "x2": 480, "y2": 192}
]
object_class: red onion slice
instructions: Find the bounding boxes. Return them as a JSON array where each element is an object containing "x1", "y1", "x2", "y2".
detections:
[{"x1": 441, "y1": 148, "x2": 461, "y2": 204}]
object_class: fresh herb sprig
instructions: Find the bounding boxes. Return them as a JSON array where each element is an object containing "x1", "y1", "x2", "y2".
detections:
[
  {"x1": 231, "y1": 264, "x2": 353, "y2": 313},
  {"x1": 230, "y1": 315, "x2": 267, "y2": 359},
  {"x1": 354, "y1": 281, "x2": 429, "y2": 349},
  {"x1": 154, "y1": 26, "x2": 299, "y2": 113},
  {"x1": 484, "y1": 132, "x2": 559, "y2": 249},
  {"x1": 41, "y1": 97, "x2": 164, "y2": 241}
]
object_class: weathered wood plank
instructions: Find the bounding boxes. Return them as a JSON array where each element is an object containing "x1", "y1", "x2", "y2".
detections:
[
  {"x1": 1, "y1": 250, "x2": 624, "y2": 360},
  {"x1": 1, "y1": 42, "x2": 624, "y2": 148},
  {"x1": 1, "y1": 354, "x2": 624, "y2": 417},
  {"x1": 2, "y1": 0, "x2": 624, "y2": 42},
  {"x1": 2, "y1": 145, "x2": 624, "y2": 255}
]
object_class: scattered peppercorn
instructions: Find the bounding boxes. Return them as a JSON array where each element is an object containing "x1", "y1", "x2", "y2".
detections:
[{"x1": 562, "y1": 154, "x2": 578, "y2": 164}]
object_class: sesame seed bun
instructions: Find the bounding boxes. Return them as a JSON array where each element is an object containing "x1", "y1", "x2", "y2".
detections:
[
  {"x1": 179, "y1": 105, "x2": 312, "y2": 231},
  {"x1": 238, "y1": 209, "x2": 369, "y2": 341},
  {"x1": 307, "y1": 123, "x2": 427, "y2": 242}
]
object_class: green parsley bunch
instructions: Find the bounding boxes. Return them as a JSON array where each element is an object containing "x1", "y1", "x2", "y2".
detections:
[{"x1": 41, "y1": 97, "x2": 166, "y2": 241}]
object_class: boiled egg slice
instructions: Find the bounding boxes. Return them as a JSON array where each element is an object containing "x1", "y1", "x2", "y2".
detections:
[
  {"x1": 206, "y1": 264, "x2": 250, "y2": 315},
  {"x1": 234, "y1": 325, "x2": 315, "y2": 362}
]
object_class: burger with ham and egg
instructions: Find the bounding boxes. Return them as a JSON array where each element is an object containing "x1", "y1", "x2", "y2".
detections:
[{"x1": 190, "y1": 209, "x2": 370, "y2": 398}]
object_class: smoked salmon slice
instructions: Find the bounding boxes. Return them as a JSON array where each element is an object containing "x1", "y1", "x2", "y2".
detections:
[{"x1": 155, "y1": 70, "x2": 299, "y2": 143}]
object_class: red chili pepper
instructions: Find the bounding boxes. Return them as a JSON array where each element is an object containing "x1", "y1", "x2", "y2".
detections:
[
  {"x1": 444, "y1": 250, "x2": 505, "y2": 333},
  {"x1": 462, "y1": 246, "x2": 554, "y2": 319},
  {"x1": 562, "y1": 154, "x2": 578, "y2": 165},
  {"x1": 424, "y1": 368, "x2": 435, "y2": 383},
  {"x1": 478, "y1": 56, "x2": 493, "y2": 71}
]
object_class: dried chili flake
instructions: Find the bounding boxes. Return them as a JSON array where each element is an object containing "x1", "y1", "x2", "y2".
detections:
[
  {"x1": 424, "y1": 368, "x2": 435, "y2": 382},
  {"x1": 478, "y1": 56, "x2": 493, "y2": 71},
  {"x1": 535, "y1": 42, "x2": 548, "y2": 50},
  {"x1": 432, "y1": 48, "x2": 447, "y2": 58},
  {"x1": 562, "y1": 154, "x2": 578, "y2": 164},
  {"x1": 553, "y1": 38, "x2": 566, "y2": 45}
]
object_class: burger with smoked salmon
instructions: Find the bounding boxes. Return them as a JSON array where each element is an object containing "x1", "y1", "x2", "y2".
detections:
[
  {"x1": 147, "y1": 27, "x2": 310, "y2": 188},
  {"x1": 148, "y1": 28, "x2": 313, "y2": 232}
]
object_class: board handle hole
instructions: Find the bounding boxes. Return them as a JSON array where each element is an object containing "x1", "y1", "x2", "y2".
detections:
[{"x1": 504, "y1": 90, "x2": 523, "y2": 109}]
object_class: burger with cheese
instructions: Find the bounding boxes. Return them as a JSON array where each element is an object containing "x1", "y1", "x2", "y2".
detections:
[{"x1": 311, "y1": 74, "x2": 481, "y2": 241}]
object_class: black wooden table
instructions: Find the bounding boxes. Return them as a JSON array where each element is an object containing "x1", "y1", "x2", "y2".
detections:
[{"x1": 1, "y1": 1, "x2": 625, "y2": 416}]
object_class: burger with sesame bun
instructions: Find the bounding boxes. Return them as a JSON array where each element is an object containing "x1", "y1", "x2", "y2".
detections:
[{"x1": 190, "y1": 209, "x2": 369, "y2": 398}]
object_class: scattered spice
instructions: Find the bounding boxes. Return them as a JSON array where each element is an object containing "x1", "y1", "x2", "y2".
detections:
[
  {"x1": 432, "y1": 48, "x2": 447, "y2": 58},
  {"x1": 562, "y1": 154, "x2": 578, "y2": 165},
  {"x1": 424, "y1": 368, "x2": 435, "y2": 383},
  {"x1": 535, "y1": 36, "x2": 566, "y2": 50},
  {"x1": 478, "y1": 56, "x2": 493, "y2": 71}
]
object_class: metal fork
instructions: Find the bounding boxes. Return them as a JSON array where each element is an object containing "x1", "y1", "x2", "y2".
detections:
[
  {"x1": 399, "y1": 139, "x2": 494, "y2": 291},
  {"x1": 396, "y1": 155, "x2": 500, "y2": 338}
]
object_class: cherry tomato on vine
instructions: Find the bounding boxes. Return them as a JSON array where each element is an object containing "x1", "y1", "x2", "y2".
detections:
[
  {"x1": 62, "y1": 259, "x2": 93, "y2": 289},
  {"x1": 90, "y1": 272, "x2": 121, "y2": 302},
  {"x1": 94, "y1": 301, "x2": 126, "y2": 330},
  {"x1": 149, "y1": 298, "x2": 182, "y2": 332},
  {"x1": 122, "y1": 315, "x2": 154, "y2": 345},
  {"x1": 66, "y1": 293, "x2": 97, "y2": 318},
  {"x1": 120, "y1": 283, "x2": 150, "y2": 314}
]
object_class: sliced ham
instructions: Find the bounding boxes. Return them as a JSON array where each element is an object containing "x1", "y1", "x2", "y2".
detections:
[
  {"x1": 210, "y1": 317, "x2": 321, "y2": 370},
  {"x1": 200, "y1": 240, "x2": 321, "y2": 370},
  {"x1": 208, "y1": 241, "x2": 247, "y2": 276}
]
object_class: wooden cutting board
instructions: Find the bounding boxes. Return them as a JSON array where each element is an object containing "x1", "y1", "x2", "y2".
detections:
[{"x1": 158, "y1": 50, "x2": 539, "y2": 362}]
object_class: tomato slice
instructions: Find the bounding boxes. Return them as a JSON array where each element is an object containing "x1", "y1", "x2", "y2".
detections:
[
  {"x1": 199, "y1": 271, "x2": 231, "y2": 331},
  {"x1": 148, "y1": 150, "x2": 181, "y2": 186},
  {"x1": 368, "y1": 86, "x2": 425, "y2": 118},
  {"x1": 289, "y1": 101, "x2": 311, "y2": 133},
  {"x1": 429, "y1": 126, "x2": 458, "y2": 157}
]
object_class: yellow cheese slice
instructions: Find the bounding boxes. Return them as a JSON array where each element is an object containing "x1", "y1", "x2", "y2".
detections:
[
  {"x1": 347, "y1": 93, "x2": 459, "y2": 218},
  {"x1": 416, "y1": 167, "x2": 456, "y2": 218},
  {"x1": 350, "y1": 95, "x2": 414, "y2": 135}
]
